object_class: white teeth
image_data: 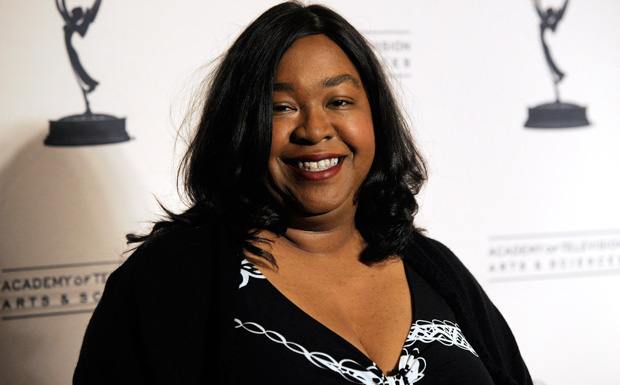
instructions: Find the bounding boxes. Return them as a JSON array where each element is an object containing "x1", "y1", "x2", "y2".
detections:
[{"x1": 294, "y1": 157, "x2": 340, "y2": 172}]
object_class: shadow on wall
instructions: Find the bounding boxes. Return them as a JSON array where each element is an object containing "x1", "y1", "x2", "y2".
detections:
[
  {"x1": 0, "y1": 128, "x2": 144, "y2": 385},
  {"x1": 0, "y1": 130, "x2": 142, "y2": 264}
]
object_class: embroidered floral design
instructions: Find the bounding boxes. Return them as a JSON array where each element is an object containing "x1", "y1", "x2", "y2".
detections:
[
  {"x1": 239, "y1": 258, "x2": 266, "y2": 288},
  {"x1": 404, "y1": 320, "x2": 478, "y2": 357}
]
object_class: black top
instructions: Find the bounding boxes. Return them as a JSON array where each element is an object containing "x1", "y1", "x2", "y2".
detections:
[
  {"x1": 73, "y1": 224, "x2": 532, "y2": 385},
  {"x1": 233, "y1": 259, "x2": 494, "y2": 384}
]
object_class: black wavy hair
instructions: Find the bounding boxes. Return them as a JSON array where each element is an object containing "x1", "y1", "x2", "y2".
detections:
[{"x1": 129, "y1": 1, "x2": 427, "y2": 265}]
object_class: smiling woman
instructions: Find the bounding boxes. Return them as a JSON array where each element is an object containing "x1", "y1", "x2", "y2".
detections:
[{"x1": 73, "y1": 2, "x2": 532, "y2": 385}]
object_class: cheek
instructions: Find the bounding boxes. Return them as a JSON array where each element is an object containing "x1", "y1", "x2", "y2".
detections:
[
  {"x1": 363, "y1": 136, "x2": 376, "y2": 172},
  {"x1": 357, "y1": 126, "x2": 376, "y2": 177},
  {"x1": 268, "y1": 124, "x2": 289, "y2": 184},
  {"x1": 270, "y1": 121, "x2": 289, "y2": 155},
  {"x1": 354, "y1": 117, "x2": 375, "y2": 160},
  {"x1": 358, "y1": 104, "x2": 375, "y2": 151}
]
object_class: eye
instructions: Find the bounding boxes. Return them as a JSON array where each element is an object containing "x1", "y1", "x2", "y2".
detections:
[
  {"x1": 273, "y1": 104, "x2": 296, "y2": 113},
  {"x1": 328, "y1": 99, "x2": 352, "y2": 108}
]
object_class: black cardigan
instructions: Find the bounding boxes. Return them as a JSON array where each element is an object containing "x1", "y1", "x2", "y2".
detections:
[{"x1": 73, "y1": 223, "x2": 533, "y2": 384}]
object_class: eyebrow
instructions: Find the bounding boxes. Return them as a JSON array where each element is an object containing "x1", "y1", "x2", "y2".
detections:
[
  {"x1": 273, "y1": 74, "x2": 361, "y2": 92},
  {"x1": 273, "y1": 82, "x2": 294, "y2": 92},
  {"x1": 323, "y1": 74, "x2": 360, "y2": 89}
]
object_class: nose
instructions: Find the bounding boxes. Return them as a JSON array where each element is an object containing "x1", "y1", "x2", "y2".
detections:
[{"x1": 290, "y1": 107, "x2": 335, "y2": 145}]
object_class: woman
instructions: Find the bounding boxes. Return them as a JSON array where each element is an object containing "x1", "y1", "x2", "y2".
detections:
[{"x1": 74, "y1": 2, "x2": 532, "y2": 384}]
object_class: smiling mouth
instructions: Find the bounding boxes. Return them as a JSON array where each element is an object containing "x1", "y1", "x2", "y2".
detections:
[
  {"x1": 284, "y1": 155, "x2": 345, "y2": 181},
  {"x1": 293, "y1": 157, "x2": 342, "y2": 172}
]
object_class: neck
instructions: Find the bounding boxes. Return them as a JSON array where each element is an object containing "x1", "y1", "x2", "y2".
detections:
[
  {"x1": 283, "y1": 221, "x2": 361, "y2": 256},
  {"x1": 258, "y1": 209, "x2": 366, "y2": 263}
]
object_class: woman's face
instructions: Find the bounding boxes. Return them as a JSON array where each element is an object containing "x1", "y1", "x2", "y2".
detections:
[{"x1": 267, "y1": 34, "x2": 375, "y2": 219}]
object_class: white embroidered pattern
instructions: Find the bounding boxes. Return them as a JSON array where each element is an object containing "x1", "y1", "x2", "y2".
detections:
[
  {"x1": 235, "y1": 261, "x2": 477, "y2": 383},
  {"x1": 239, "y1": 258, "x2": 265, "y2": 288},
  {"x1": 404, "y1": 320, "x2": 478, "y2": 357},
  {"x1": 234, "y1": 318, "x2": 426, "y2": 384}
]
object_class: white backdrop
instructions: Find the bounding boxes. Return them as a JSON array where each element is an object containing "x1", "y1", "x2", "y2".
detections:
[{"x1": 1, "y1": 1, "x2": 619, "y2": 384}]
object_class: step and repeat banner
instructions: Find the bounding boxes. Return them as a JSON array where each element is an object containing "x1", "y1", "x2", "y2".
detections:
[{"x1": 1, "y1": 1, "x2": 619, "y2": 384}]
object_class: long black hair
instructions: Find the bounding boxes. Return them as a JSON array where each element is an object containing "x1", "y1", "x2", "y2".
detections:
[{"x1": 129, "y1": 1, "x2": 427, "y2": 265}]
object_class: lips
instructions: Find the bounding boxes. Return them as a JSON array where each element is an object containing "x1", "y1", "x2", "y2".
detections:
[{"x1": 284, "y1": 153, "x2": 345, "y2": 181}]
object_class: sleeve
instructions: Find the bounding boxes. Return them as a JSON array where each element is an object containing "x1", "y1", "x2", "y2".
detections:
[
  {"x1": 73, "y1": 257, "x2": 150, "y2": 384},
  {"x1": 73, "y1": 227, "x2": 219, "y2": 385}
]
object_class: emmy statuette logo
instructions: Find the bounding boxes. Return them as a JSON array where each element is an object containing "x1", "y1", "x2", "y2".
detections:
[
  {"x1": 45, "y1": 0, "x2": 130, "y2": 146},
  {"x1": 524, "y1": 0, "x2": 590, "y2": 128}
]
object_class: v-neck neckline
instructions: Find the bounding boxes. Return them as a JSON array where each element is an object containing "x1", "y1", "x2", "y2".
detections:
[{"x1": 250, "y1": 259, "x2": 418, "y2": 376}]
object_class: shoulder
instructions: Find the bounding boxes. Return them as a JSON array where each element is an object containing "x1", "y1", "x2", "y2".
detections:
[
  {"x1": 113, "y1": 220, "x2": 243, "y2": 306},
  {"x1": 99, "y1": 222, "x2": 230, "y2": 317},
  {"x1": 118, "y1": 222, "x2": 223, "y2": 277},
  {"x1": 129, "y1": 222, "x2": 216, "y2": 262},
  {"x1": 404, "y1": 231, "x2": 475, "y2": 281},
  {"x1": 408, "y1": 230, "x2": 454, "y2": 257},
  {"x1": 403, "y1": 231, "x2": 490, "y2": 324},
  {"x1": 403, "y1": 231, "x2": 491, "y2": 320}
]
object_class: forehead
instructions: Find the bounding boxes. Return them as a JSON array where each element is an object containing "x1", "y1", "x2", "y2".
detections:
[{"x1": 274, "y1": 34, "x2": 361, "y2": 85}]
